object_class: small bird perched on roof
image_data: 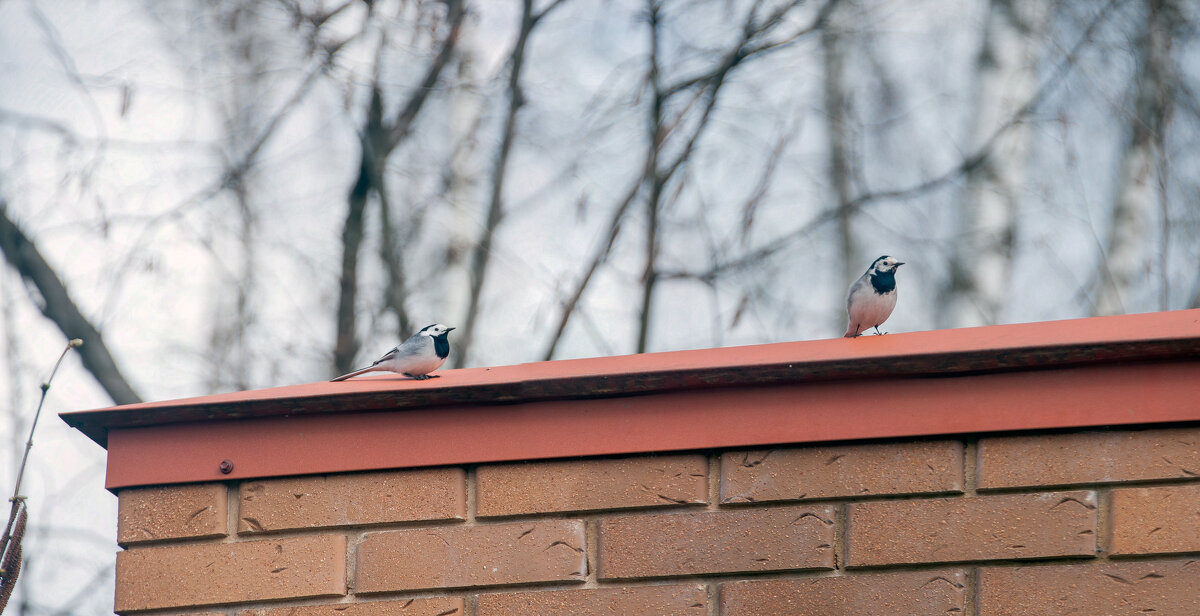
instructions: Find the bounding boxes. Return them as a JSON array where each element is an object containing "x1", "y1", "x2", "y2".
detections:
[
  {"x1": 844, "y1": 256, "x2": 904, "y2": 338},
  {"x1": 332, "y1": 323, "x2": 455, "y2": 381}
]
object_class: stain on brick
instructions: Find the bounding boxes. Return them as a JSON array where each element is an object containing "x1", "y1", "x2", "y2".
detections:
[
  {"x1": 238, "y1": 468, "x2": 465, "y2": 533},
  {"x1": 117, "y1": 484, "x2": 227, "y2": 546},
  {"x1": 978, "y1": 427, "x2": 1200, "y2": 489},
  {"x1": 477, "y1": 585, "x2": 707, "y2": 616},
  {"x1": 979, "y1": 559, "x2": 1200, "y2": 614},
  {"x1": 598, "y1": 505, "x2": 835, "y2": 579},
  {"x1": 1111, "y1": 484, "x2": 1200, "y2": 556},
  {"x1": 721, "y1": 441, "x2": 963, "y2": 503},
  {"x1": 846, "y1": 492, "x2": 1098, "y2": 566},
  {"x1": 355, "y1": 520, "x2": 586, "y2": 592},
  {"x1": 115, "y1": 535, "x2": 346, "y2": 612},
  {"x1": 721, "y1": 570, "x2": 967, "y2": 615},
  {"x1": 477, "y1": 455, "x2": 707, "y2": 517},
  {"x1": 238, "y1": 597, "x2": 465, "y2": 616}
]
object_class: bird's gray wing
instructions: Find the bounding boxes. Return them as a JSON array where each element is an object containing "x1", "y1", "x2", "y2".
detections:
[
  {"x1": 846, "y1": 275, "x2": 869, "y2": 310},
  {"x1": 374, "y1": 332, "x2": 431, "y2": 365},
  {"x1": 368, "y1": 346, "x2": 400, "y2": 366}
]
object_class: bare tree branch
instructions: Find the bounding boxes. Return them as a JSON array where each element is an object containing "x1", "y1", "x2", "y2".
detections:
[
  {"x1": 664, "y1": 0, "x2": 1122, "y2": 284},
  {"x1": 335, "y1": 0, "x2": 465, "y2": 373},
  {"x1": 659, "y1": 0, "x2": 838, "y2": 99},
  {"x1": 455, "y1": 0, "x2": 548, "y2": 368},
  {"x1": 222, "y1": 58, "x2": 330, "y2": 187},
  {"x1": 0, "y1": 108, "x2": 78, "y2": 144},
  {"x1": 102, "y1": 34, "x2": 361, "y2": 328},
  {"x1": 388, "y1": 0, "x2": 466, "y2": 149},
  {"x1": 542, "y1": 0, "x2": 825, "y2": 356},
  {"x1": 0, "y1": 203, "x2": 141, "y2": 405},
  {"x1": 28, "y1": 3, "x2": 107, "y2": 142},
  {"x1": 739, "y1": 130, "x2": 793, "y2": 244},
  {"x1": 46, "y1": 562, "x2": 111, "y2": 616},
  {"x1": 637, "y1": 0, "x2": 813, "y2": 352},
  {"x1": 541, "y1": 162, "x2": 652, "y2": 361}
]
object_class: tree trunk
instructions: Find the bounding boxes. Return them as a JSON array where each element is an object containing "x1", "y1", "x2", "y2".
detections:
[
  {"x1": 455, "y1": 0, "x2": 536, "y2": 368},
  {"x1": 377, "y1": 183, "x2": 411, "y2": 340},
  {"x1": 636, "y1": 0, "x2": 665, "y2": 355},
  {"x1": 333, "y1": 131, "x2": 377, "y2": 374},
  {"x1": 822, "y1": 5, "x2": 858, "y2": 294},
  {"x1": 333, "y1": 2, "x2": 465, "y2": 374},
  {"x1": 940, "y1": 0, "x2": 1048, "y2": 328},
  {"x1": 1095, "y1": 0, "x2": 1176, "y2": 315}
]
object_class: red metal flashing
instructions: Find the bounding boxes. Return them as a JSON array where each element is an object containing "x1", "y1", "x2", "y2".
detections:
[{"x1": 59, "y1": 310, "x2": 1200, "y2": 490}]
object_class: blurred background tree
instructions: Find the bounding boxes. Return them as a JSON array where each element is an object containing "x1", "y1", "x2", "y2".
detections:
[{"x1": 0, "y1": 0, "x2": 1197, "y2": 612}]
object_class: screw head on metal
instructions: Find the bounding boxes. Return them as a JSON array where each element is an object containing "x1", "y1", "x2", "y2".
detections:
[{"x1": 218, "y1": 460, "x2": 234, "y2": 474}]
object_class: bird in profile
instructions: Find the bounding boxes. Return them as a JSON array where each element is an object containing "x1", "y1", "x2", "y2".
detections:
[
  {"x1": 331, "y1": 323, "x2": 455, "y2": 381},
  {"x1": 844, "y1": 256, "x2": 904, "y2": 338}
]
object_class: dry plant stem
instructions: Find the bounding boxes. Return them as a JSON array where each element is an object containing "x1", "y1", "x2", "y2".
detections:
[{"x1": 0, "y1": 339, "x2": 81, "y2": 571}]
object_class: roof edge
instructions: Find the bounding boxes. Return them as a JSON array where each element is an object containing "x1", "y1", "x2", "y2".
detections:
[{"x1": 60, "y1": 310, "x2": 1200, "y2": 448}]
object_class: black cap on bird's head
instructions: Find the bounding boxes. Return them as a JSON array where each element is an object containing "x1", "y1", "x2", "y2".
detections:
[
  {"x1": 418, "y1": 323, "x2": 455, "y2": 338},
  {"x1": 869, "y1": 255, "x2": 904, "y2": 274}
]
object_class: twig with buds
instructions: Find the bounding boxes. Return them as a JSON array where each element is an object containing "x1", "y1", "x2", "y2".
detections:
[{"x1": 0, "y1": 338, "x2": 82, "y2": 611}]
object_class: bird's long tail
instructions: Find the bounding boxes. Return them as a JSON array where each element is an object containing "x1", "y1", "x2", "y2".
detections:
[{"x1": 330, "y1": 366, "x2": 378, "y2": 382}]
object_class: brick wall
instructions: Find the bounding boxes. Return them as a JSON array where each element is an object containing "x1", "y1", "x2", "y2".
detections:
[{"x1": 113, "y1": 425, "x2": 1200, "y2": 615}]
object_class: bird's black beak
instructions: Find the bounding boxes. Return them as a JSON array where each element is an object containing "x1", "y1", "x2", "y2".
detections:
[
  {"x1": 895, "y1": 262, "x2": 905, "y2": 267},
  {"x1": 446, "y1": 327, "x2": 456, "y2": 332}
]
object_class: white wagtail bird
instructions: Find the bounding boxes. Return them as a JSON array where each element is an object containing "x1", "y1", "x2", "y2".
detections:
[
  {"x1": 844, "y1": 256, "x2": 904, "y2": 338},
  {"x1": 331, "y1": 323, "x2": 455, "y2": 381}
]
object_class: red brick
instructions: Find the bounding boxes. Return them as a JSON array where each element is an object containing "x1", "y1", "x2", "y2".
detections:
[
  {"x1": 355, "y1": 520, "x2": 585, "y2": 592},
  {"x1": 1111, "y1": 484, "x2": 1200, "y2": 556},
  {"x1": 721, "y1": 570, "x2": 966, "y2": 616},
  {"x1": 115, "y1": 534, "x2": 345, "y2": 612},
  {"x1": 117, "y1": 484, "x2": 227, "y2": 546},
  {"x1": 239, "y1": 598, "x2": 464, "y2": 616},
  {"x1": 477, "y1": 585, "x2": 706, "y2": 616},
  {"x1": 721, "y1": 441, "x2": 962, "y2": 503},
  {"x1": 978, "y1": 560, "x2": 1200, "y2": 614},
  {"x1": 978, "y1": 427, "x2": 1200, "y2": 489},
  {"x1": 477, "y1": 455, "x2": 707, "y2": 517},
  {"x1": 597, "y1": 505, "x2": 835, "y2": 579},
  {"x1": 239, "y1": 468, "x2": 464, "y2": 533},
  {"x1": 846, "y1": 492, "x2": 1097, "y2": 567}
]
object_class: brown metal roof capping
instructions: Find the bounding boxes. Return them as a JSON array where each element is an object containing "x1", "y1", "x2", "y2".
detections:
[{"x1": 61, "y1": 310, "x2": 1200, "y2": 490}]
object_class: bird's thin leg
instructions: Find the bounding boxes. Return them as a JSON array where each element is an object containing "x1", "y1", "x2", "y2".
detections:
[{"x1": 873, "y1": 326, "x2": 886, "y2": 335}]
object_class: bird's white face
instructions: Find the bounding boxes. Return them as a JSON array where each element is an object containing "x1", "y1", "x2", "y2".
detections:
[
  {"x1": 872, "y1": 256, "x2": 904, "y2": 274},
  {"x1": 420, "y1": 323, "x2": 455, "y2": 336}
]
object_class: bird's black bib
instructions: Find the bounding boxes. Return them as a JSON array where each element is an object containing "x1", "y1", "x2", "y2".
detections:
[
  {"x1": 433, "y1": 334, "x2": 451, "y2": 359},
  {"x1": 869, "y1": 271, "x2": 896, "y2": 294}
]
